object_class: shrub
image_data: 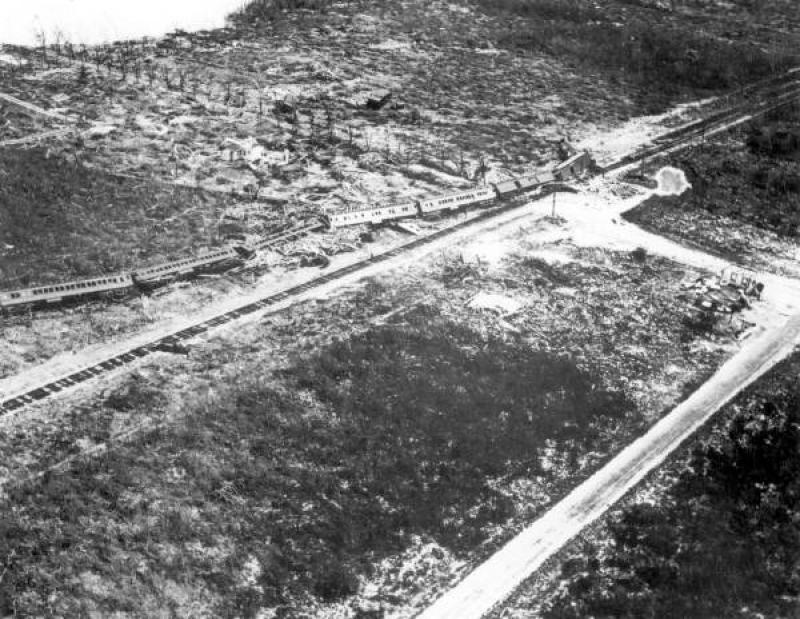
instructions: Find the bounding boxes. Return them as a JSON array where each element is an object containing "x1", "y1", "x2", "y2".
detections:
[{"x1": 630, "y1": 247, "x2": 648, "y2": 263}]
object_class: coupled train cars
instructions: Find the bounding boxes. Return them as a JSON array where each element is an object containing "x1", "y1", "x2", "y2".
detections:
[
  {"x1": 0, "y1": 247, "x2": 246, "y2": 311},
  {"x1": 0, "y1": 219, "x2": 330, "y2": 312},
  {"x1": 325, "y1": 151, "x2": 594, "y2": 228},
  {"x1": 0, "y1": 151, "x2": 594, "y2": 312}
]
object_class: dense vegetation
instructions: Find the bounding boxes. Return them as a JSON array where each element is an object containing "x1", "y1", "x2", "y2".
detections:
[
  {"x1": 543, "y1": 352, "x2": 800, "y2": 618},
  {"x1": 475, "y1": 0, "x2": 794, "y2": 105},
  {"x1": 0, "y1": 312, "x2": 633, "y2": 615},
  {"x1": 625, "y1": 102, "x2": 800, "y2": 253}
]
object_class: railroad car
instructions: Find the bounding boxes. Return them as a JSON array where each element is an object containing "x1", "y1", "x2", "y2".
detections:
[
  {"x1": 0, "y1": 274, "x2": 135, "y2": 310},
  {"x1": 492, "y1": 178, "x2": 522, "y2": 197},
  {"x1": 492, "y1": 172, "x2": 551, "y2": 198},
  {"x1": 247, "y1": 220, "x2": 327, "y2": 252},
  {"x1": 133, "y1": 247, "x2": 242, "y2": 285},
  {"x1": 418, "y1": 186, "x2": 496, "y2": 215},
  {"x1": 515, "y1": 173, "x2": 547, "y2": 192},
  {"x1": 326, "y1": 202, "x2": 418, "y2": 228},
  {"x1": 553, "y1": 151, "x2": 594, "y2": 181},
  {"x1": 537, "y1": 171, "x2": 556, "y2": 185}
]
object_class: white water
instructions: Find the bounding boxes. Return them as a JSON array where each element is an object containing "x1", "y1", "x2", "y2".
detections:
[{"x1": 0, "y1": 0, "x2": 248, "y2": 46}]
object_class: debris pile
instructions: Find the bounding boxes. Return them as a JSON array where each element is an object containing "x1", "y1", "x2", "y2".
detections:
[{"x1": 679, "y1": 268, "x2": 763, "y2": 314}]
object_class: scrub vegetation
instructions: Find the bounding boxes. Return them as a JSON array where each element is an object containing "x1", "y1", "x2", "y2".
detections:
[
  {"x1": 542, "y1": 351, "x2": 800, "y2": 619},
  {"x1": 624, "y1": 102, "x2": 800, "y2": 275}
]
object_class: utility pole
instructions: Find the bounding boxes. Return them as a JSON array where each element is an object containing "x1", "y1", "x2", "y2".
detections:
[{"x1": 551, "y1": 193, "x2": 557, "y2": 217}]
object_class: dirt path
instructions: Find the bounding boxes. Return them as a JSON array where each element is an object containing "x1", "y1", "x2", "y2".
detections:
[{"x1": 417, "y1": 313, "x2": 800, "y2": 619}]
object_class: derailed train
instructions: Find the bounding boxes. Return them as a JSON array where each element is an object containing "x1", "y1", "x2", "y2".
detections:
[
  {"x1": 0, "y1": 151, "x2": 594, "y2": 311},
  {"x1": 0, "y1": 246, "x2": 246, "y2": 311},
  {"x1": 0, "y1": 220, "x2": 324, "y2": 312},
  {"x1": 325, "y1": 151, "x2": 594, "y2": 228}
]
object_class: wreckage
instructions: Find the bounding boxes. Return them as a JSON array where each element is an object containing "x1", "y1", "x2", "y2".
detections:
[{"x1": 680, "y1": 268, "x2": 764, "y2": 314}]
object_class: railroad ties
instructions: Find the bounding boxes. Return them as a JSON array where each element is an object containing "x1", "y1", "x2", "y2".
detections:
[{"x1": 0, "y1": 200, "x2": 519, "y2": 415}]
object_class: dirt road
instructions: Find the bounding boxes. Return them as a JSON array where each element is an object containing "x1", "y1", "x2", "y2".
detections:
[{"x1": 417, "y1": 314, "x2": 800, "y2": 619}]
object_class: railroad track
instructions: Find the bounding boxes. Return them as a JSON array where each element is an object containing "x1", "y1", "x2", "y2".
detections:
[
  {"x1": 0, "y1": 200, "x2": 521, "y2": 414},
  {"x1": 2, "y1": 75, "x2": 799, "y2": 415},
  {"x1": 602, "y1": 77, "x2": 800, "y2": 173}
]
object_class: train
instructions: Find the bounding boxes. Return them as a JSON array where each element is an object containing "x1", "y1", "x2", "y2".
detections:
[
  {"x1": 325, "y1": 152, "x2": 593, "y2": 229},
  {"x1": 0, "y1": 247, "x2": 245, "y2": 311},
  {"x1": 0, "y1": 151, "x2": 594, "y2": 311}
]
